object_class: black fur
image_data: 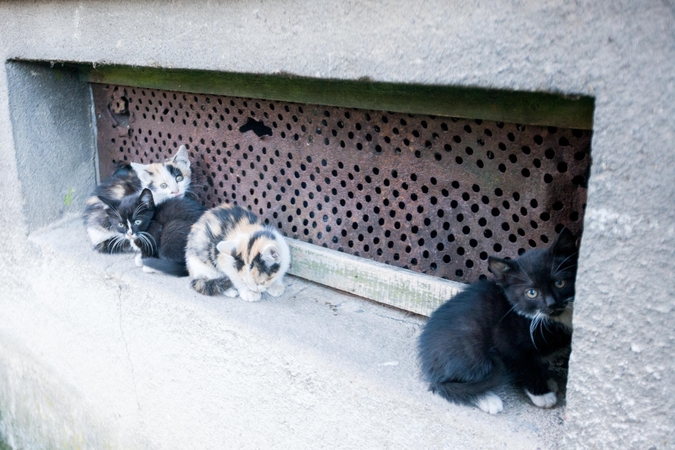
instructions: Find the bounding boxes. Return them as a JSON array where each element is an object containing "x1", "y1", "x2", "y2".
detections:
[
  {"x1": 96, "y1": 164, "x2": 141, "y2": 198},
  {"x1": 418, "y1": 228, "x2": 578, "y2": 409},
  {"x1": 247, "y1": 230, "x2": 277, "y2": 252},
  {"x1": 251, "y1": 253, "x2": 280, "y2": 276},
  {"x1": 190, "y1": 277, "x2": 233, "y2": 296},
  {"x1": 141, "y1": 258, "x2": 189, "y2": 277},
  {"x1": 232, "y1": 253, "x2": 245, "y2": 271},
  {"x1": 211, "y1": 205, "x2": 258, "y2": 230},
  {"x1": 137, "y1": 190, "x2": 206, "y2": 275}
]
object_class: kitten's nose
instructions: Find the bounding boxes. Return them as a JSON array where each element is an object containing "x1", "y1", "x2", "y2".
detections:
[{"x1": 545, "y1": 296, "x2": 556, "y2": 307}]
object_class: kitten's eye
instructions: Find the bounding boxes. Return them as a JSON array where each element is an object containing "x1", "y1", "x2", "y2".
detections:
[
  {"x1": 134, "y1": 219, "x2": 142, "y2": 226},
  {"x1": 118, "y1": 222, "x2": 125, "y2": 228},
  {"x1": 175, "y1": 175, "x2": 184, "y2": 182},
  {"x1": 525, "y1": 289, "x2": 539, "y2": 299},
  {"x1": 160, "y1": 183, "x2": 168, "y2": 189},
  {"x1": 554, "y1": 280, "x2": 566, "y2": 289}
]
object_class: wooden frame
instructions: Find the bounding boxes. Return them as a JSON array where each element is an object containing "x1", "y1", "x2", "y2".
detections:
[
  {"x1": 76, "y1": 64, "x2": 593, "y2": 130},
  {"x1": 288, "y1": 238, "x2": 463, "y2": 317}
]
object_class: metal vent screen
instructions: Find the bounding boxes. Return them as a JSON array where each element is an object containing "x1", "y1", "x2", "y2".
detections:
[{"x1": 92, "y1": 84, "x2": 591, "y2": 283}]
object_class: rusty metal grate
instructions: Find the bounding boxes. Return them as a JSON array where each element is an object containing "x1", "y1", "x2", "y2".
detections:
[{"x1": 92, "y1": 84, "x2": 591, "y2": 283}]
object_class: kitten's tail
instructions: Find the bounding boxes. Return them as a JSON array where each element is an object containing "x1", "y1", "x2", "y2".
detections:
[
  {"x1": 142, "y1": 258, "x2": 189, "y2": 277},
  {"x1": 430, "y1": 360, "x2": 505, "y2": 407}
]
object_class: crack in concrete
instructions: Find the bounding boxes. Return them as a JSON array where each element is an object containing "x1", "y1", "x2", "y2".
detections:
[
  {"x1": 115, "y1": 282, "x2": 141, "y2": 413},
  {"x1": 374, "y1": 313, "x2": 424, "y2": 328}
]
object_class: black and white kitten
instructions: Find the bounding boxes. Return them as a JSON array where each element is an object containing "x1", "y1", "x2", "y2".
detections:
[
  {"x1": 97, "y1": 189, "x2": 205, "y2": 276},
  {"x1": 417, "y1": 228, "x2": 578, "y2": 414},
  {"x1": 84, "y1": 145, "x2": 192, "y2": 253}
]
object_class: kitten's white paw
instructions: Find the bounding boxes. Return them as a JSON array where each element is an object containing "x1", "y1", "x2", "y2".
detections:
[
  {"x1": 239, "y1": 289, "x2": 262, "y2": 302},
  {"x1": 134, "y1": 254, "x2": 143, "y2": 267},
  {"x1": 475, "y1": 392, "x2": 503, "y2": 414},
  {"x1": 266, "y1": 282, "x2": 285, "y2": 297},
  {"x1": 142, "y1": 265, "x2": 158, "y2": 274},
  {"x1": 224, "y1": 288, "x2": 238, "y2": 298},
  {"x1": 526, "y1": 390, "x2": 557, "y2": 408}
]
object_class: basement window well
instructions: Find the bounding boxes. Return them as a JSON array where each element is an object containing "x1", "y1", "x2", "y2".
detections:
[
  {"x1": 9, "y1": 61, "x2": 594, "y2": 316},
  {"x1": 83, "y1": 66, "x2": 593, "y2": 315}
]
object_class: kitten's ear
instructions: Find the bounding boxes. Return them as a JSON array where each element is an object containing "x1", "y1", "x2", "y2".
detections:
[
  {"x1": 261, "y1": 244, "x2": 281, "y2": 265},
  {"x1": 488, "y1": 256, "x2": 517, "y2": 282},
  {"x1": 139, "y1": 188, "x2": 155, "y2": 209},
  {"x1": 172, "y1": 145, "x2": 190, "y2": 169},
  {"x1": 216, "y1": 239, "x2": 238, "y2": 256},
  {"x1": 131, "y1": 163, "x2": 152, "y2": 185},
  {"x1": 552, "y1": 227, "x2": 577, "y2": 256}
]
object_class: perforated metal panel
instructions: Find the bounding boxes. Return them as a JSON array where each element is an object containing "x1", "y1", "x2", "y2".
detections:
[{"x1": 92, "y1": 84, "x2": 591, "y2": 283}]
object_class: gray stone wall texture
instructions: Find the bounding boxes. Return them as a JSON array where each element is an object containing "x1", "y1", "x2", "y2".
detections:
[{"x1": 0, "y1": 1, "x2": 673, "y2": 448}]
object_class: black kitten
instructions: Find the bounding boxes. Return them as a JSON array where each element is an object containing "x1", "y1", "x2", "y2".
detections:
[
  {"x1": 100, "y1": 189, "x2": 205, "y2": 276},
  {"x1": 417, "y1": 229, "x2": 578, "y2": 414}
]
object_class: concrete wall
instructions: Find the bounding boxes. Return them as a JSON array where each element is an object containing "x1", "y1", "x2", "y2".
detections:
[
  {"x1": 6, "y1": 62, "x2": 96, "y2": 232},
  {"x1": 0, "y1": 1, "x2": 673, "y2": 448}
]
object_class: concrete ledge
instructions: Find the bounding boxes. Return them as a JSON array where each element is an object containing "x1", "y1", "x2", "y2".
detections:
[{"x1": 0, "y1": 216, "x2": 567, "y2": 449}]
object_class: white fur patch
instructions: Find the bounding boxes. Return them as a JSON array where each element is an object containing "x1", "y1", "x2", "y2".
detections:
[
  {"x1": 475, "y1": 392, "x2": 503, "y2": 414},
  {"x1": 525, "y1": 390, "x2": 557, "y2": 408},
  {"x1": 216, "y1": 239, "x2": 239, "y2": 255},
  {"x1": 224, "y1": 288, "x2": 238, "y2": 298},
  {"x1": 239, "y1": 289, "x2": 262, "y2": 302},
  {"x1": 185, "y1": 255, "x2": 223, "y2": 280},
  {"x1": 87, "y1": 227, "x2": 117, "y2": 246},
  {"x1": 142, "y1": 265, "x2": 158, "y2": 274},
  {"x1": 266, "y1": 279, "x2": 285, "y2": 297},
  {"x1": 134, "y1": 254, "x2": 143, "y2": 267}
]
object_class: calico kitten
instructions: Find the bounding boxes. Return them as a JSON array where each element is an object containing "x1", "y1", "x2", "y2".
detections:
[
  {"x1": 84, "y1": 145, "x2": 192, "y2": 253},
  {"x1": 417, "y1": 228, "x2": 578, "y2": 414},
  {"x1": 96, "y1": 188, "x2": 205, "y2": 275},
  {"x1": 185, "y1": 204, "x2": 290, "y2": 302}
]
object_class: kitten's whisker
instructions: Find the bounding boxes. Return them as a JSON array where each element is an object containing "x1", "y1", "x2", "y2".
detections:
[
  {"x1": 138, "y1": 235, "x2": 150, "y2": 253},
  {"x1": 507, "y1": 274, "x2": 531, "y2": 283},
  {"x1": 111, "y1": 235, "x2": 124, "y2": 253},
  {"x1": 138, "y1": 232, "x2": 157, "y2": 254},
  {"x1": 540, "y1": 316, "x2": 551, "y2": 342},
  {"x1": 498, "y1": 303, "x2": 519, "y2": 323},
  {"x1": 514, "y1": 262, "x2": 534, "y2": 284},
  {"x1": 529, "y1": 313, "x2": 540, "y2": 349},
  {"x1": 551, "y1": 252, "x2": 578, "y2": 277},
  {"x1": 133, "y1": 202, "x2": 147, "y2": 216}
]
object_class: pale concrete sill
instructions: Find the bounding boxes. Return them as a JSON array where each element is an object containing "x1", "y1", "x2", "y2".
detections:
[{"x1": 18, "y1": 216, "x2": 566, "y2": 449}]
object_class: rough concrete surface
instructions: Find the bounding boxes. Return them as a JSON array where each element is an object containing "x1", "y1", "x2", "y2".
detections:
[
  {"x1": 0, "y1": 1, "x2": 672, "y2": 448},
  {"x1": 0, "y1": 217, "x2": 565, "y2": 449}
]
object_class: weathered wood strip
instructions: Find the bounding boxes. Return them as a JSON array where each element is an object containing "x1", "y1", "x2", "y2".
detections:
[{"x1": 286, "y1": 238, "x2": 464, "y2": 317}]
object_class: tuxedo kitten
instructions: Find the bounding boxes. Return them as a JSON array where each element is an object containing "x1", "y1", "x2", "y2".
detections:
[
  {"x1": 185, "y1": 204, "x2": 290, "y2": 302},
  {"x1": 418, "y1": 228, "x2": 578, "y2": 414},
  {"x1": 96, "y1": 189, "x2": 205, "y2": 272},
  {"x1": 94, "y1": 189, "x2": 157, "y2": 255},
  {"x1": 84, "y1": 145, "x2": 192, "y2": 253}
]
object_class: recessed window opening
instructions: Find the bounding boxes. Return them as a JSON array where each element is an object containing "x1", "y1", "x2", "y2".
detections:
[{"x1": 92, "y1": 84, "x2": 592, "y2": 284}]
